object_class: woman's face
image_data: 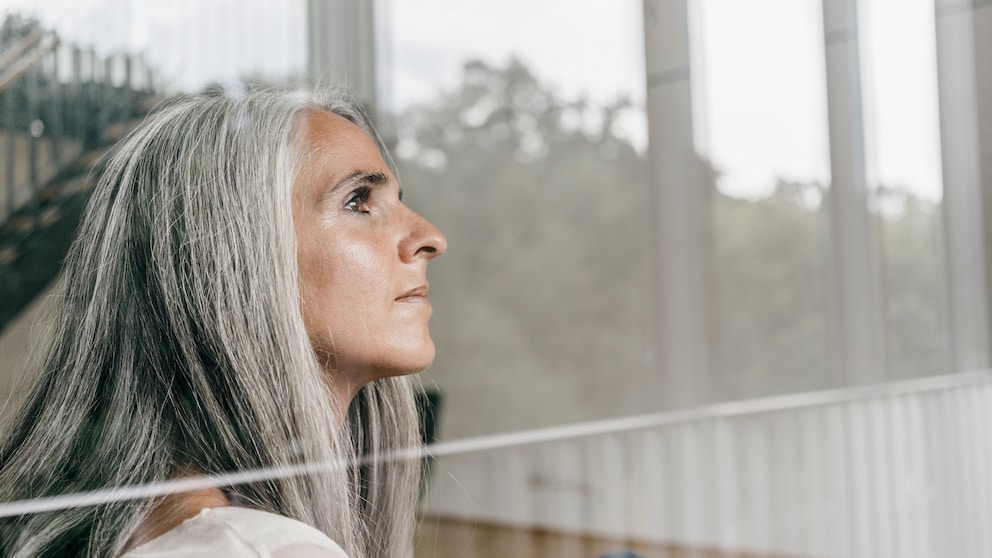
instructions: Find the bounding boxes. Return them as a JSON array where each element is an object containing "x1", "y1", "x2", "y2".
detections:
[{"x1": 293, "y1": 111, "x2": 447, "y2": 395}]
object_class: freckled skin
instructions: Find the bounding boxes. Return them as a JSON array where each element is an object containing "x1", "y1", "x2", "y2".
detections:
[
  {"x1": 127, "y1": 112, "x2": 447, "y2": 551},
  {"x1": 293, "y1": 111, "x2": 447, "y2": 402}
]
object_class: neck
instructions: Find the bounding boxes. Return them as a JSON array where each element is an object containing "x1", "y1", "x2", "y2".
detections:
[
  {"x1": 323, "y1": 366, "x2": 370, "y2": 420},
  {"x1": 126, "y1": 484, "x2": 230, "y2": 550}
]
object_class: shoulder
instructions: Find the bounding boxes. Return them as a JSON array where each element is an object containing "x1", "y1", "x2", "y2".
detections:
[{"x1": 122, "y1": 506, "x2": 350, "y2": 558}]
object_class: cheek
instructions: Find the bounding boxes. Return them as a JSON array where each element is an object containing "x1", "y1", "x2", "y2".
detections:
[
  {"x1": 299, "y1": 235, "x2": 393, "y2": 336},
  {"x1": 332, "y1": 239, "x2": 393, "y2": 307}
]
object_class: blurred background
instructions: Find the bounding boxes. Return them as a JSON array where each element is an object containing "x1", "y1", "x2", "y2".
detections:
[{"x1": 0, "y1": 0, "x2": 990, "y2": 556}]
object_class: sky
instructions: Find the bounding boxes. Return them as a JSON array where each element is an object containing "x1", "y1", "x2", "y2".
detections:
[
  {"x1": 693, "y1": 0, "x2": 942, "y2": 201},
  {"x1": 0, "y1": 0, "x2": 943, "y2": 201},
  {"x1": 861, "y1": 0, "x2": 943, "y2": 201},
  {"x1": 385, "y1": 0, "x2": 645, "y2": 110}
]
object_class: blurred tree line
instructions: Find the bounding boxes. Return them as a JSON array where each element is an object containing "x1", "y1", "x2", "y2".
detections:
[
  {"x1": 391, "y1": 58, "x2": 948, "y2": 433},
  {"x1": 708, "y1": 178, "x2": 948, "y2": 400}
]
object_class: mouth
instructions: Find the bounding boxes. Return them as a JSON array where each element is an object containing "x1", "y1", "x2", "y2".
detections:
[{"x1": 396, "y1": 285, "x2": 430, "y2": 303}]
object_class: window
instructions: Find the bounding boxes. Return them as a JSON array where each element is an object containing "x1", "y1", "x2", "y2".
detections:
[
  {"x1": 691, "y1": 0, "x2": 835, "y2": 398},
  {"x1": 386, "y1": 0, "x2": 653, "y2": 437},
  {"x1": 860, "y1": 0, "x2": 950, "y2": 378}
]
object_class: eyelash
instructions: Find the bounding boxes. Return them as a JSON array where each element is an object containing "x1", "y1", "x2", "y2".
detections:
[{"x1": 344, "y1": 187, "x2": 372, "y2": 214}]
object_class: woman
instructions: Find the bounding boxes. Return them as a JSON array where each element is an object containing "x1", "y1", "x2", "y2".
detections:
[{"x1": 0, "y1": 87, "x2": 446, "y2": 557}]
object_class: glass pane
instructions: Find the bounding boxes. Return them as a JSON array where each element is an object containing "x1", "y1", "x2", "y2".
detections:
[
  {"x1": 691, "y1": 0, "x2": 835, "y2": 399},
  {"x1": 860, "y1": 0, "x2": 950, "y2": 378},
  {"x1": 0, "y1": 0, "x2": 306, "y2": 92},
  {"x1": 386, "y1": 0, "x2": 652, "y2": 439}
]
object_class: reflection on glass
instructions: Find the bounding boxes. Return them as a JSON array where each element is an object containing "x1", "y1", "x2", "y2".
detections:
[
  {"x1": 0, "y1": 0, "x2": 306, "y2": 92},
  {"x1": 691, "y1": 0, "x2": 834, "y2": 398},
  {"x1": 386, "y1": 0, "x2": 652, "y2": 439}
]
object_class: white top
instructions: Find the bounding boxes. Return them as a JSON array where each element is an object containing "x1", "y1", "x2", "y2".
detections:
[{"x1": 122, "y1": 506, "x2": 350, "y2": 558}]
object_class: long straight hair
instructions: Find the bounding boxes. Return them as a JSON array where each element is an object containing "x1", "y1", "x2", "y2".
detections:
[{"x1": 0, "y1": 88, "x2": 421, "y2": 557}]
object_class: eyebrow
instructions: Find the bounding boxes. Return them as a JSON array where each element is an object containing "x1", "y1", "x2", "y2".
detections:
[
  {"x1": 339, "y1": 170, "x2": 389, "y2": 190},
  {"x1": 321, "y1": 170, "x2": 390, "y2": 203}
]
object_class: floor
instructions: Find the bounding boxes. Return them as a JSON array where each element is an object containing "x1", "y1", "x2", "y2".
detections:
[{"x1": 414, "y1": 515, "x2": 793, "y2": 558}]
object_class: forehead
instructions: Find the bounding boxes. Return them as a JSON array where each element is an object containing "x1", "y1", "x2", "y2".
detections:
[
  {"x1": 297, "y1": 110, "x2": 383, "y2": 164},
  {"x1": 293, "y1": 110, "x2": 391, "y2": 197}
]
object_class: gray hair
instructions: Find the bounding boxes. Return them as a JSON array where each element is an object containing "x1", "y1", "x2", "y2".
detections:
[{"x1": 0, "y1": 88, "x2": 420, "y2": 557}]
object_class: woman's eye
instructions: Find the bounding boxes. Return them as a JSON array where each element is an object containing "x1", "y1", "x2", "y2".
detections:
[{"x1": 344, "y1": 187, "x2": 372, "y2": 214}]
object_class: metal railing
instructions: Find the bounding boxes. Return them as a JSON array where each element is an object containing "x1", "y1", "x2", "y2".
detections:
[
  {"x1": 0, "y1": 18, "x2": 159, "y2": 332},
  {"x1": 0, "y1": 27, "x2": 57, "y2": 91},
  {"x1": 418, "y1": 370, "x2": 992, "y2": 558},
  {"x1": 0, "y1": 1, "x2": 307, "y2": 258},
  {"x1": 0, "y1": 20, "x2": 155, "y2": 256}
]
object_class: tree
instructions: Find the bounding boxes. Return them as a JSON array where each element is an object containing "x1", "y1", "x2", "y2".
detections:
[
  {"x1": 392, "y1": 58, "x2": 654, "y2": 436},
  {"x1": 391, "y1": 57, "x2": 951, "y2": 435}
]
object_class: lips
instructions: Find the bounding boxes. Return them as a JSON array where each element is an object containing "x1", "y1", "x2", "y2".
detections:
[{"x1": 396, "y1": 285, "x2": 429, "y2": 302}]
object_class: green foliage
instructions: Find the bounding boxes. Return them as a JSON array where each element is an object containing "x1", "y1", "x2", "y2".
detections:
[
  {"x1": 394, "y1": 58, "x2": 654, "y2": 435},
  {"x1": 707, "y1": 178, "x2": 834, "y2": 399},
  {"x1": 392, "y1": 57, "x2": 949, "y2": 431},
  {"x1": 707, "y1": 176, "x2": 949, "y2": 398},
  {"x1": 875, "y1": 187, "x2": 950, "y2": 378}
]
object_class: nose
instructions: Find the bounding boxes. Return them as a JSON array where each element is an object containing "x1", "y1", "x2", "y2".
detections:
[{"x1": 400, "y1": 209, "x2": 447, "y2": 263}]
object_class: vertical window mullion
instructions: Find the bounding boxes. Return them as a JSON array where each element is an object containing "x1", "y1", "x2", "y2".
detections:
[
  {"x1": 933, "y1": 0, "x2": 991, "y2": 372},
  {"x1": 822, "y1": 0, "x2": 888, "y2": 385}
]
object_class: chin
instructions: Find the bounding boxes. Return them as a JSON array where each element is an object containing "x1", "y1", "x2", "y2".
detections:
[
  {"x1": 394, "y1": 350, "x2": 436, "y2": 376},
  {"x1": 410, "y1": 346, "x2": 439, "y2": 372},
  {"x1": 372, "y1": 344, "x2": 436, "y2": 379}
]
